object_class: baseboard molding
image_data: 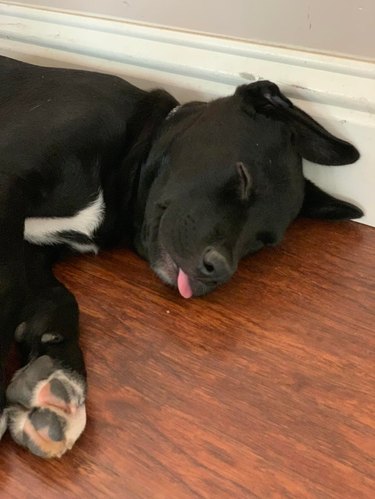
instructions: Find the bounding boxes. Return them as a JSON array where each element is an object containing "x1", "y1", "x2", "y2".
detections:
[{"x1": 0, "y1": 2, "x2": 374, "y2": 226}]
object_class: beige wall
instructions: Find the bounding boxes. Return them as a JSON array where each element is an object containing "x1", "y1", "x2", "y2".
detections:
[{"x1": 6, "y1": 0, "x2": 375, "y2": 60}]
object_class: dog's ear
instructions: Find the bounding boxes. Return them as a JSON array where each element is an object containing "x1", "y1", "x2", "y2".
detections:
[
  {"x1": 124, "y1": 89, "x2": 179, "y2": 167},
  {"x1": 236, "y1": 81, "x2": 359, "y2": 166},
  {"x1": 120, "y1": 89, "x2": 178, "y2": 201},
  {"x1": 301, "y1": 179, "x2": 364, "y2": 219}
]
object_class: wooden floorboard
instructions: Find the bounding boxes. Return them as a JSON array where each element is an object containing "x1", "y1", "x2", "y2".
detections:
[{"x1": 0, "y1": 219, "x2": 374, "y2": 498}]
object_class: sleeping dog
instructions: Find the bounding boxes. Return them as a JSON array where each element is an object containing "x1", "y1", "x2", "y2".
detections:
[{"x1": 0, "y1": 56, "x2": 363, "y2": 458}]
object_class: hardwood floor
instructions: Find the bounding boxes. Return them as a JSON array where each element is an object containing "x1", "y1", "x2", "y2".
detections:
[{"x1": 0, "y1": 219, "x2": 374, "y2": 498}]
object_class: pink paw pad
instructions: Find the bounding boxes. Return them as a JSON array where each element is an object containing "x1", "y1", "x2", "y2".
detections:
[{"x1": 6, "y1": 356, "x2": 86, "y2": 458}]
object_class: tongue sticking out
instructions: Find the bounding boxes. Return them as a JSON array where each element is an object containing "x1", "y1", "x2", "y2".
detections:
[{"x1": 177, "y1": 268, "x2": 193, "y2": 299}]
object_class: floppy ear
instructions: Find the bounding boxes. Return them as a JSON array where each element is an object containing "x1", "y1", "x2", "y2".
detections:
[
  {"x1": 237, "y1": 81, "x2": 359, "y2": 165},
  {"x1": 301, "y1": 179, "x2": 364, "y2": 219},
  {"x1": 121, "y1": 88, "x2": 178, "y2": 194}
]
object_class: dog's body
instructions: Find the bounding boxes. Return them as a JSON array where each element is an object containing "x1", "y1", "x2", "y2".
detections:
[{"x1": 0, "y1": 56, "x2": 363, "y2": 457}]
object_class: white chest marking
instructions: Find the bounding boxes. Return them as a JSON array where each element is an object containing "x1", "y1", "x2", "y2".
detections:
[{"x1": 24, "y1": 191, "x2": 105, "y2": 253}]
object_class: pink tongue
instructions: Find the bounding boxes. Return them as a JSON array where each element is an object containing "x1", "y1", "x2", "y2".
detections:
[{"x1": 177, "y1": 268, "x2": 193, "y2": 299}]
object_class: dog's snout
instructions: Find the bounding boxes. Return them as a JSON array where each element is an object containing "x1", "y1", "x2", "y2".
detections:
[{"x1": 200, "y1": 247, "x2": 232, "y2": 279}]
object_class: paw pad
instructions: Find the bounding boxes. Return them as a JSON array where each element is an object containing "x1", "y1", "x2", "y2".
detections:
[{"x1": 6, "y1": 355, "x2": 86, "y2": 458}]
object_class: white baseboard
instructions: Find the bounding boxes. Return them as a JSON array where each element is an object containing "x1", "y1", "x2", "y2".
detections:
[{"x1": 0, "y1": 2, "x2": 374, "y2": 226}]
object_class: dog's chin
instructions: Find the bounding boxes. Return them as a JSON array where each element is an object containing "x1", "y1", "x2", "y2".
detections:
[{"x1": 151, "y1": 249, "x2": 178, "y2": 287}]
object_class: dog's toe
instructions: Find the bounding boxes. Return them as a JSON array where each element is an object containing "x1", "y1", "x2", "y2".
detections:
[{"x1": 6, "y1": 355, "x2": 86, "y2": 458}]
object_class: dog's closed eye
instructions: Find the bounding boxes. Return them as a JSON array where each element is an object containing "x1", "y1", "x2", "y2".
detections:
[{"x1": 236, "y1": 162, "x2": 252, "y2": 201}]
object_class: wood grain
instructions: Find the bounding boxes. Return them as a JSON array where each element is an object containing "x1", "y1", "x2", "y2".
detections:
[{"x1": 0, "y1": 219, "x2": 374, "y2": 498}]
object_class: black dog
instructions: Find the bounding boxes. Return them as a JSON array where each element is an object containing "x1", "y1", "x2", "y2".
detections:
[{"x1": 0, "y1": 56, "x2": 363, "y2": 457}]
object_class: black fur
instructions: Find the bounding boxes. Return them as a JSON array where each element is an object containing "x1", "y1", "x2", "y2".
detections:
[{"x1": 0, "y1": 56, "x2": 363, "y2": 428}]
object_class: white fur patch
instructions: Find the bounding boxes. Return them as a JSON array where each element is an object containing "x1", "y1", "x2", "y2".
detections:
[
  {"x1": 0, "y1": 411, "x2": 7, "y2": 439},
  {"x1": 24, "y1": 191, "x2": 105, "y2": 253}
]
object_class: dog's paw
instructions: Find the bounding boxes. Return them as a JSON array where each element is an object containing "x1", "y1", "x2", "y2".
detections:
[{"x1": 6, "y1": 355, "x2": 86, "y2": 458}]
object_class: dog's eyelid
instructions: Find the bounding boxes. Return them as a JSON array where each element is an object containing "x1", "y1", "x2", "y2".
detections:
[{"x1": 236, "y1": 162, "x2": 252, "y2": 201}]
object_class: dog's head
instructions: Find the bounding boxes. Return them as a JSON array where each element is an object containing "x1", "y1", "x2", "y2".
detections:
[{"x1": 134, "y1": 81, "x2": 363, "y2": 297}]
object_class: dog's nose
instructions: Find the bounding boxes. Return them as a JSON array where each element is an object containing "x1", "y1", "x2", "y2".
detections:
[{"x1": 200, "y1": 247, "x2": 232, "y2": 279}]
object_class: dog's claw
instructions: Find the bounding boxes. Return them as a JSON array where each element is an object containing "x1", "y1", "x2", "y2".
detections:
[{"x1": 6, "y1": 355, "x2": 86, "y2": 458}]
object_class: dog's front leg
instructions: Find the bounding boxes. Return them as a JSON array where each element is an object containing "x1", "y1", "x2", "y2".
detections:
[
  {"x1": 5, "y1": 244, "x2": 87, "y2": 458},
  {"x1": 0, "y1": 176, "x2": 27, "y2": 439}
]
